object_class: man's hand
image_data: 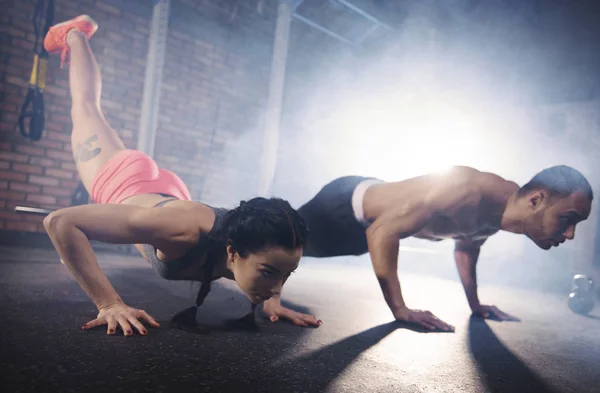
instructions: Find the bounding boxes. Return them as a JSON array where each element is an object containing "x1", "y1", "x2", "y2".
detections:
[
  {"x1": 471, "y1": 304, "x2": 520, "y2": 321},
  {"x1": 394, "y1": 307, "x2": 455, "y2": 332},
  {"x1": 262, "y1": 298, "x2": 322, "y2": 327}
]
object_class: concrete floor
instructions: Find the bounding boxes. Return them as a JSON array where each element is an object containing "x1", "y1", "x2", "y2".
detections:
[{"x1": 1, "y1": 246, "x2": 599, "y2": 393}]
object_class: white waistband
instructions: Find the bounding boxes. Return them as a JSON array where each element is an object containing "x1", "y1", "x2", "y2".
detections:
[{"x1": 351, "y1": 179, "x2": 383, "y2": 227}]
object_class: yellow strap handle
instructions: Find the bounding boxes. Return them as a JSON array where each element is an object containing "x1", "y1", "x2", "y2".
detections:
[
  {"x1": 28, "y1": 54, "x2": 39, "y2": 86},
  {"x1": 37, "y1": 57, "x2": 48, "y2": 89},
  {"x1": 27, "y1": 55, "x2": 48, "y2": 89}
]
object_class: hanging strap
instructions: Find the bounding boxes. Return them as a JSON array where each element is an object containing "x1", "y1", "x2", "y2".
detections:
[{"x1": 18, "y1": 0, "x2": 54, "y2": 141}]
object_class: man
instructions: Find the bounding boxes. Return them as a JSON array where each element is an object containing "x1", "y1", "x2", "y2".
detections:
[{"x1": 263, "y1": 165, "x2": 593, "y2": 331}]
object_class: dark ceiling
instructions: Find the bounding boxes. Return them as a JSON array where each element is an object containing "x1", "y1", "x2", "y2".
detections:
[
  {"x1": 293, "y1": 0, "x2": 600, "y2": 104},
  {"x1": 99, "y1": 0, "x2": 600, "y2": 104}
]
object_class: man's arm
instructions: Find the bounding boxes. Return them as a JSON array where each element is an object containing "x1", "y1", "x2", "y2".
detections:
[
  {"x1": 366, "y1": 206, "x2": 429, "y2": 315},
  {"x1": 366, "y1": 200, "x2": 463, "y2": 331},
  {"x1": 454, "y1": 238, "x2": 520, "y2": 321},
  {"x1": 365, "y1": 172, "x2": 482, "y2": 330},
  {"x1": 454, "y1": 239, "x2": 486, "y2": 310},
  {"x1": 366, "y1": 211, "x2": 455, "y2": 331}
]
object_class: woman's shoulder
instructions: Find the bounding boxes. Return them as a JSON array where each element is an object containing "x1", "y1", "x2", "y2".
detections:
[{"x1": 172, "y1": 200, "x2": 230, "y2": 234}]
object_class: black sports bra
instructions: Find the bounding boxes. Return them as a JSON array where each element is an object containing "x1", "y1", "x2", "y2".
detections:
[{"x1": 141, "y1": 199, "x2": 228, "y2": 281}]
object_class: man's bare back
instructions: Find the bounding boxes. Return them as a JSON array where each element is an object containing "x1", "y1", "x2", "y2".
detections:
[{"x1": 363, "y1": 167, "x2": 518, "y2": 243}]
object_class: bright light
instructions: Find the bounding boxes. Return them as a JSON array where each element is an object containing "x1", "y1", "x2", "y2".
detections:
[{"x1": 323, "y1": 94, "x2": 493, "y2": 182}]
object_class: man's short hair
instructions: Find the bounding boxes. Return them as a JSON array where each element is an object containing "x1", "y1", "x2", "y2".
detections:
[{"x1": 519, "y1": 165, "x2": 593, "y2": 200}]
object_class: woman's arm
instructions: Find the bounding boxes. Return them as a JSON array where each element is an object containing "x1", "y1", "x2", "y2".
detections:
[{"x1": 43, "y1": 203, "x2": 203, "y2": 333}]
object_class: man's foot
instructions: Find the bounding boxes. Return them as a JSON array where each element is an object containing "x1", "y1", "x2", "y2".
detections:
[{"x1": 44, "y1": 15, "x2": 98, "y2": 68}]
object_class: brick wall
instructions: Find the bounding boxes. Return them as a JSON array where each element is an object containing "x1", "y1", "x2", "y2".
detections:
[{"x1": 0, "y1": 0, "x2": 278, "y2": 236}]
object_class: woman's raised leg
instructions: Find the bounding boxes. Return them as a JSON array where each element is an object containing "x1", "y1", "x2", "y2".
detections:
[{"x1": 45, "y1": 16, "x2": 126, "y2": 193}]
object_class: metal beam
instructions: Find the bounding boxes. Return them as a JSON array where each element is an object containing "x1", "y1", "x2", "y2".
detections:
[
  {"x1": 334, "y1": 0, "x2": 393, "y2": 30},
  {"x1": 258, "y1": 0, "x2": 294, "y2": 195},
  {"x1": 290, "y1": 0, "x2": 392, "y2": 47},
  {"x1": 137, "y1": 0, "x2": 170, "y2": 158},
  {"x1": 292, "y1": 13, "x2": 355, "y2": 46}
]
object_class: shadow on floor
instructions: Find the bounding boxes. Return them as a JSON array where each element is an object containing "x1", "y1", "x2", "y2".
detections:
[
  {"x1": 468, "y1": 316, "x2": 558, "y2": 393},
  {"x1": 265, "y1": 320, "x2": 446, "y2": 392}
]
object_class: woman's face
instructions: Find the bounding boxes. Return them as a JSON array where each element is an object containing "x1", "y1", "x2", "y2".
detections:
[{"x1": 227, "y1": 245, "x2": 302, "y2": 304}]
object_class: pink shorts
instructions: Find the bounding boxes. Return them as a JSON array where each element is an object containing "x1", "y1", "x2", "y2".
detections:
[{"x1": 90, "y1": 149, "x2": 192, "y2": 204}]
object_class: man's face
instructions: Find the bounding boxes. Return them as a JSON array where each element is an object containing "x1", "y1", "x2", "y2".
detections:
[{"x1": 524, "y1": 191, "x2": 592, "y2": 250}]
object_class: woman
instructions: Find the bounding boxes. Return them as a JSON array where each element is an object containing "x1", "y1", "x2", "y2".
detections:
[{"x1": 42, "y1": 15, "x2": 321, "y2": 336}]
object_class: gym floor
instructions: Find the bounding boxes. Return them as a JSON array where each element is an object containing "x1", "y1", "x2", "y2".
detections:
[{"x1": 1, "y1": 245, "x2": 598, "y2": 393}]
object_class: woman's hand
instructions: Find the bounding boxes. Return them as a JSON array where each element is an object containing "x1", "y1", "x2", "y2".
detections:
[
  {"x1": 262, "y1": 301, "x2": 322, "y2": 327},
  {"x1": 81, "y1": 302, "x2": 160, "y2": 336}
]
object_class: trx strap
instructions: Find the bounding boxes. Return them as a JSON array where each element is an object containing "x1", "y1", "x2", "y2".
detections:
[{"x1": 18, "y1": 0, "x2": 54, "y2": 141}]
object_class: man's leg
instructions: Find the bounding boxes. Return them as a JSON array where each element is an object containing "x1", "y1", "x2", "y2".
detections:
[{"x1": 298, "y1": 176, "x2": 372, "y2": 257}]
